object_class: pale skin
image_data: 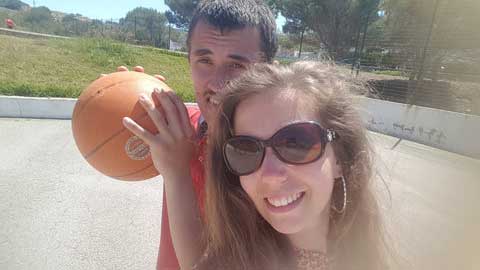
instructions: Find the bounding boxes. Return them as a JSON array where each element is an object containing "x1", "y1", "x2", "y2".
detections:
[
  {"x1": 108, "y1": 20, "x2": 266, "y2": 269},
  {"x1": 234, "y1": 91, "x2": 343, "y2": 253}
]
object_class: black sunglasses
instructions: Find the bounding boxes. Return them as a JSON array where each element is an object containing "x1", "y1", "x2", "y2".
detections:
[{"x1": 223, "y1": 121, "x2": 338, "y2": 176}]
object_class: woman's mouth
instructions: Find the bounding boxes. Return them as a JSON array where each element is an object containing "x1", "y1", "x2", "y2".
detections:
[{"x1": 265, "y1": 192, "x2": 305, "y2": 213}]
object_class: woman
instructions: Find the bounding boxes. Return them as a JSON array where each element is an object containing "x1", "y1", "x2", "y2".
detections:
[{"x1": 197, "y1": 61, "x2": 389, "y2": 270}]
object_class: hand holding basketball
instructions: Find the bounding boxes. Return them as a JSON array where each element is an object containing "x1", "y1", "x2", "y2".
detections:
[
  {"x1": 112, "y1": 66, "x2": 195, "y2": 177},
  {"x1": 99, "y1": 65, "x2": 166, "y2": 82},
  {"x1": 122, "y1": 87, "x2": 196, "y2": 179},
  {"x1": 72, "y1": 69, "x2": 189, "y2": 181}
]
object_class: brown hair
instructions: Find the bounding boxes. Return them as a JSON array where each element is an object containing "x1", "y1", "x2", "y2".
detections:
[
  {"x1": 187, "y1": 0, "x2": 278, "y2": 63},
  {"x1": 199, "y1": 61, "x2": 389, "y2": 270}
]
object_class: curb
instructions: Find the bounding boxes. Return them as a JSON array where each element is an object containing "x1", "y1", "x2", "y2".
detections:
[
  {"x1": 0, "y1": 96, "x2": 77, "y2": 119},
  {"x1": 0, "y1": 95, "x2": 197, "y2": 119},
  {"x1": 0, "y1": 27, "x2": 71, "y2": 39},
  {"x1": 1, "y1": 95, "x2": 478, "y2": 159}
]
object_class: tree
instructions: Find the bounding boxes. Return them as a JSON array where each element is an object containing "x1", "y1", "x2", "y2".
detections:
[
  {"x1": 165, "y1": 10, "x2": 177, "y2": 48},
  {"x1": 371, "y1": 0, "x2": 480, "y2": 108},
  {"x1": 61, "y1": 14, "x2": 80, "y2": 36},
  {"x1": 383, "y1": 0, "x2": 480, "y2": 82},
  {"x1": 88, "y1": 19, "x2": 105, "y2": 38},
  {"x1": 273, "y1": 0, "x2": 381, "y2": 60},
  {"x1": 264, "y1": 0, "x2": 281, "y2": 15},
  {"x1": 278, "y1": 0, "x2": 310, "y2": 58},
  {"x1": 122, "y1": 7, "x2": 168, "y2": 47},
  {"x1": 382, "y1": 0, "x2": 438, "y2": 82},
  {"x1": 164, "y1": 0, "x2": 199, "y2": 29},
  {"x1": 23, "y1": 6, "x2": 54, "y2": 32},
  {"x1": 0, "y1": 0, "x2": 28, "y2": 10}
]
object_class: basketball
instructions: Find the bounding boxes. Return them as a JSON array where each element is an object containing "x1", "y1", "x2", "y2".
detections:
[{"x1": 72, "y1": 71, "x2": 171, "y2": 181}]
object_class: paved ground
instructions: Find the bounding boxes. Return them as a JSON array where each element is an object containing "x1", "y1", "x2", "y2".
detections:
[{"x1": 0, "y1": 118, "x2": 479, "y2": 270}]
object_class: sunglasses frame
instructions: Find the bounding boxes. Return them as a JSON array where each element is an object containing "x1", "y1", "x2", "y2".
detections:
[{"x1": 223, "y1": 121, "x2": 338, "y2": 176}]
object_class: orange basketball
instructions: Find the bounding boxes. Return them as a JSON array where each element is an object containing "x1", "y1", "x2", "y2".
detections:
[{"x1": 72, "y1": 71, "x2": 171, "y2": 181}]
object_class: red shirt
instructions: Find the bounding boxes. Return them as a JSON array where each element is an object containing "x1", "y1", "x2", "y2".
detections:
[{"x1": 157, "y1": 105, "x2": 206, "y2": 270}]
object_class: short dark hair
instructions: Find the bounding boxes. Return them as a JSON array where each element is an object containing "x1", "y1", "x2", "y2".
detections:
[{"x1": 187, "y1": 0, "x2": 278, "y2": 63}]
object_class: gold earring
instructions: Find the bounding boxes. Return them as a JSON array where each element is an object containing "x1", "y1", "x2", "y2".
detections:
[{"x1": 331, "y1": 176, "x2": 347, "y2": 214}]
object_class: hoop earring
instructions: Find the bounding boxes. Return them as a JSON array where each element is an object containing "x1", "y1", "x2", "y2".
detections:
[{"x1": 331, "y1": 176, "x2": 347, "y2": 214}]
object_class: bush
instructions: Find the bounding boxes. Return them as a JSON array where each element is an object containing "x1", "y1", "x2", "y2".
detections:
[{"x1": 0, "y1": 0, "x2": 28, "y2": 10}]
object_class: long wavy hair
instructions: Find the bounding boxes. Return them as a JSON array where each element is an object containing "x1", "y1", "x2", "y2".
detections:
[{"x1": 198, "y1": 61, "x2": 389, "y2": 270}]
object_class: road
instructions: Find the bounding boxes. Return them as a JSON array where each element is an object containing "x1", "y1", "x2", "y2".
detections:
[{"x1": 1, "y1": 118, "x2": 479, "y2": 270}]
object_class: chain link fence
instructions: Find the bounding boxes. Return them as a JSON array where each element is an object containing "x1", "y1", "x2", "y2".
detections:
[{"x1": 350, "y1": 0, "x2": 480, "y2": 115}]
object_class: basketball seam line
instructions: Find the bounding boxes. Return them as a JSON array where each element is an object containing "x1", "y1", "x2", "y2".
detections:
[
  {"x1": 75, "y1": 76, "x2": 158, "y2": 116},
  {"x1": 75, "y1": 79, "x2": 133, "y2": 115},
  {"x1": 83, "y1": 112, "x2": 150, "y2": 159},
  {"x1": 84, "y1": 126, "x2": 128, "y2": 159},
  {"x1": 113, "y1": 163, "x2": 155, "y2": 179}
]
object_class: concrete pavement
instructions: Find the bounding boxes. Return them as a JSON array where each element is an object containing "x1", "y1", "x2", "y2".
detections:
[
  {"x1": 1, "y1": 118, "x2": 163, "y2": 269},
  {"x1": 0, "y1": 118, "x2": 479, "y2": 269}
]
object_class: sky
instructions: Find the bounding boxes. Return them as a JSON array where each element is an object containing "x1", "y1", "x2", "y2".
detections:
[{"x1": 22, "y1": 0, "x2": 285, "y2": 29}]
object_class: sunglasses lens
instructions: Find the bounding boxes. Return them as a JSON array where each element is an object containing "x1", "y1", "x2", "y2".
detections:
[
  {"x1": 273, "y1": 123, "x2": 323, "y2": 164},
  {"x1": 224, "y1": 137, "x2": 263, "y2": 175}
]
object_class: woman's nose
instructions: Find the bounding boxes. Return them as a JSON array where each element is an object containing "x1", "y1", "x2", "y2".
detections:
[{"x1": 259, "y1": 148, "x2": 287, "y2": 183}]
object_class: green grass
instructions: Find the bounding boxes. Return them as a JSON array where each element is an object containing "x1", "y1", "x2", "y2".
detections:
[
  {"x1": 371, "y1": 69, "x2": 404, "y2": 77},
  {"x1": 0, "y1": 35, "x2": 195, "y2": 102}
]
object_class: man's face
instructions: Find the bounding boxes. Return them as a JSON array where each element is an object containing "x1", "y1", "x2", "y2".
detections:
[{"x1": 189, "y1": 20, "x2": 265, "y2": 124}]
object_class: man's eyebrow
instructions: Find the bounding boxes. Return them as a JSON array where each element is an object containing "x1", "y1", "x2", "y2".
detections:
[
  {"x1": 228, "y1": 54, "x2": 251, "y2": 63},
  {"x1": 191, "y1": 50, "x2": 253, "y2": 62},
  {"x1": 192, "y1": 49, "x2": 212, "y2": 56}
]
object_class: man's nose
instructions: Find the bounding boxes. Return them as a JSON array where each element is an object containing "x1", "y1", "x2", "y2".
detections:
[
  {"x1": 259, "y1": 148, "x2": 287, "y2": 183},
  {"x1": 207, "y1": 68, "x2": 230, "y2": 93}
]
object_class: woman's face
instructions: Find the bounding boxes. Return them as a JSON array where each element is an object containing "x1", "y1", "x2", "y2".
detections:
[{"x1": 234, "y1": 91, "x2": 342, "y2": 236}]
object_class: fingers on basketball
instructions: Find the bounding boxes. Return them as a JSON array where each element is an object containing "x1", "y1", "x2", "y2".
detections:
[
  {"x1": 154, "y1": 74, "x2": 166, "y2": 82},
  {"x1": 122, "y1": 117, "x2": 156, "y2": 145},
  {"x1": 133, "y1": 66, "x2": 145, "y2": 73},
  {"x1": 167, "y1": 92, "x2": 194, "y2": 139},
  {"x1": 138, "y1": 94, "x2": 170, "y2": 140},
  {"x1": 154, "y1": 90, "x2": 188, "y2": 139},
  {"x1": 117, "y1": 66, "x2": 129, "y2": 72}
]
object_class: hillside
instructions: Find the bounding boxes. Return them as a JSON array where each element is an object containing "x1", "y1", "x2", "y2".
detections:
[
  {"x1": 0, "y1": 34, "x2": 195, "y2": 101},
  {"x1": 0, "y1": 0, "x2": 29, "y2": 11}
]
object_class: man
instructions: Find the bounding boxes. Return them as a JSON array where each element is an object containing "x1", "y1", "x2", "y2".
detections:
[{"x1": 122, "y1": 1, "x2": 277, "y2": 269}]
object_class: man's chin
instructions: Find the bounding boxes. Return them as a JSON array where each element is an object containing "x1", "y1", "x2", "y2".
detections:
[
  {"x1": 196, "y1": 104, "x2": 212, "y2": 123},
  {"x1": 204, "y1": 111, "x2": 217, "y2": 125}
]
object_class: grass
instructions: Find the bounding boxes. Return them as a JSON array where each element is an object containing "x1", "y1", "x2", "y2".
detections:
[
  {"x1": 0, "y1": 35, "x2": 195, "y2": 102},
  {"x1": 371, "y1": 69, "x2": 405, "y2": 77},
  {"x1": 1, "y1": 34, "x2": 478, "y2": 115}
]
